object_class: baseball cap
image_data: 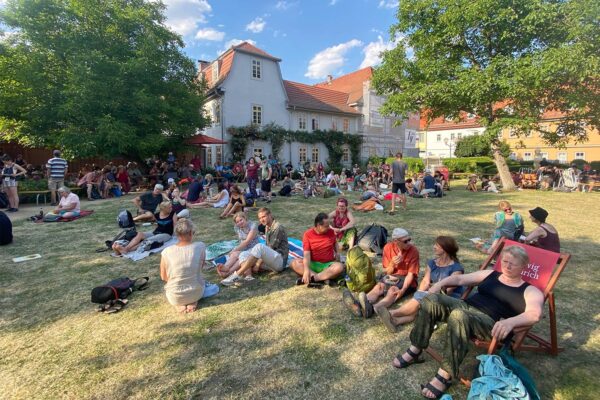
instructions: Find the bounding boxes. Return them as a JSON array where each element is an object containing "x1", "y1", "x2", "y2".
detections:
[
  {"x1": 167, "y1": 178, "x2": 175, "y2": 184},
  {"x1": 392, "y1": 228, "x2": 409, "y2": 239}
]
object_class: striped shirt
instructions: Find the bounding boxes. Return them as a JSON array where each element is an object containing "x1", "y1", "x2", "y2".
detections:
[{"x1": 46, "y1": 157, "x2": 68, "y2": 179}]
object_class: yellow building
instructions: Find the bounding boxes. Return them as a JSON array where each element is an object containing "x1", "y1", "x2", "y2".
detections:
[{"x1": 501, "y1": 118, "x2": 600, "y2": 164}]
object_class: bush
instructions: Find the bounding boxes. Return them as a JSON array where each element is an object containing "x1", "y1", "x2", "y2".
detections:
[
  {"x1": 367, "y1": 155, "x2": 424, "y2": 174},
  {"x1": 442, "y1": 157, "x2": 494, "y2": 173}
]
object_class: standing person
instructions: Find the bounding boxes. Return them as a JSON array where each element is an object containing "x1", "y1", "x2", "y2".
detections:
[
  {"x1": 46, "y1": 150, "x2": 68, "y2": 206},
  {"x1": 290, "y1": 213, "x2": 345, "y2": 286},
  {"x1": 2, "y1": 156, "x2": 27, "y2": 212},
  {"x1": 260, "y1": 159, "x2": 273, "y2": 203},
  {"x1": 221, "y1": 207, "x2": 289, "y2": 285},
  {"x1": 389, "y1": 152, "x2": 408, "y2": 214},
  {"x1": 245, "y1": 158, "x2": 259, "y2": 199},
  {"x1": 116, "y1": 165, "x2": 130, "y2": 194}
]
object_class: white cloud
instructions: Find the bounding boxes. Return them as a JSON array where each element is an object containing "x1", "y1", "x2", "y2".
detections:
[
  {"x1": 305, "y1": 39, "x2": 363, "y2": 79},
  {"x1": 220, "y1": 38, "x2": 257, "y2": 55},
  {"x1": 246, "y1": 17, "x2": 266, "y2": 33},
  {"x1": 378, "y1": 0, "x2": 399, "y2": 8},
  {"x1": 360, "y1": 35, "x2": 397, "y2": 68},
  {"x1": 162, "y1": 0, "x2": 212, "y2": 37},
  {"x1": 275, "y1": 1, "x2": 297, "y2": 10},
  {"x1": 195, "y1": 27, "x2": 225, "y2": 41}
]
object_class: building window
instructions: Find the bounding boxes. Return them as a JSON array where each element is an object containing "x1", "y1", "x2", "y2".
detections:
[
  {"x1": 509, "y1": 152, "x2": 517, "y2": 160},
  {"x1": 331, "y1": 118, "x2": 338, "y2": 131},
  {"x1": 216, "y1": 146, "x2": 222, "y2": 164},
  {"x1": 523, "y1": 152, "x2": 532, "y2": 161},
  {"x1": 312, "y1": 117, "x2": 319, "y2": 131},
  {"x1": 466, "y1": 113, "x2": 476, "y2": 119},
  {"x1": 436, "y1": 134, "x2": 441, "y2": 142},
  {"x1": 457, "y1": 132, "x2": 462, "y2": 139},
  {"x1": 342, "y1": 147, "x2": 349, "y2": 162},
  {"x1": 252, "y1": 59, "x2": 261, "y2": 79},
  {"x1": 298, "y1": 114, "x2": 307, "y2": 130},
  {"x1": 211, "y1": 61, "x2": 219, "y2": 82},
  {"x1": 444, "y1": 115, "x2": 454, "y2": 122},
  {"x1": 575, "y1": 152, "x2": 585, "y2": 160},
  {"x1": 252, "y1": 105, "x2": 262, "y2": 125},
  {"x1": 214, "y1": 102, "x2": 221, "y2": 125},
  {"x1": 206, "y1": 147, "x2": 212, "y2": 166},
  {"x1": 253, "y1": 148, "x2": 263, "y2": 160},
  {"x1": 299, "y1": 147, "x2": 307, "y2": 163},
  {"x1": 311, "y1": 147, "x2": 319, "y2": 163},
  {"x1": 450, "y1": 133, "x2": 455, "y2": 140},
  {"x1": 540, "y1": 152, "x2": 549, "y2": 160},
  {"x1": 343, "y1": 118, "x2": 349, "y2": 133},
  {"x1": 557, "y1": 152, "x2": 567, "y2": 164}
]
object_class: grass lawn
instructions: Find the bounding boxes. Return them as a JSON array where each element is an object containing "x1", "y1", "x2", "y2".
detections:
[{"x1": 1, "y1": 182, "x2": 598, "y2": 399}]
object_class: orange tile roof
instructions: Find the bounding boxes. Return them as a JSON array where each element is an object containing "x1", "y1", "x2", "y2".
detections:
[
  {"x1": 200, "y1": 42, "x2": 280, "y2": 89},
  {"x1": 284, "y1": 80, "x2": 361, "y2": 115},
  {"x1": 314, "y1": 67, "x2": 373, "y2": 104}
]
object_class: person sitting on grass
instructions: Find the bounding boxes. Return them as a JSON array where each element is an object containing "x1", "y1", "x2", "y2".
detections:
[
  {"x1": 290, "y1": 212, "x2": 345, "y2": 286},
  {"x1": 481, "y1": 176, "x2": 500, "y2": 193},
  {"x1": 216, "y1": 211, "x2": 260, "y2": 279},
  {"x1": 523, "y1": 206, "x2": 560, "y2": 253},
  {"x1": 354, "y1": 228, "x2": 420, "y2": 318},
  {"x1": 113, "y1": 201, "x2": 177, "y2": 255},
  {"x1": 467, "y1": 174, "x2": 478, "y2": 192},
  {"x1": 376, "y1": 236, "x2": 464, "y2": 332},
  {"x1": 476, "y1": 200, "x2": 523, "y2": 254},
  {"x1": 329, "y1": 197, "x2": 357, "y2": 250},
  {"x1": 45, "y1": 187, "x2": 81, "y2": 219},
  {"x1": 220, "y1": 208, "x2": 289, "y2": 286},
  {"x1": 189, "y1": 183, "x2": 229, "y2": 208},
  {"x1": 160, "y1": 219, "x2": 219, "y2": 313},
  {"x1": 394, "y1": 246, "x2": 544, "y2": 399},
  {"x1": 420, "y1": 171, "x2": 437, "y2": 198},
  {"x1": 132, "y1": 184, "x2": 166, "y2": 222},
  {"x1": 219, "y1": 185, "x2": 246, "y2": 219},
  {"x1": 78, "y1": 166, "x2": 103, "y2": 200},
  {"x1": 169, "y1": 187, "x2": 187, "y2": 215},
  {"x1": 184, "y1": 176, "x2": 204, "y2": 204}
]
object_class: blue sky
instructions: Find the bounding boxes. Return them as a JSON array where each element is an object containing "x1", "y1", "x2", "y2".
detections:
[{"x1": 162, "y1": 0, "x2": 400, "y2": 83}]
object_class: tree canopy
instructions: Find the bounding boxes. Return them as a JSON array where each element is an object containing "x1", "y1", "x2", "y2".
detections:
[
  {"x1": 0, "y1": 0, "x2": 209, "y2": 159},
  {"x1": 454, "y1": 135, "x2": 511, "y2": 158},
  {"x1": 372, "y1": 0, "x2": 599, "y2": 189}
]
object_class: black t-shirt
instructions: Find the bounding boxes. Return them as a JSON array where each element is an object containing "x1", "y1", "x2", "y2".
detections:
[
  {"x1": 0, "y1": 211, "x2": 13, "y2": 245},
  {"x1": 140, "y1": 192, "x2": 163, "y2": 213},
  {"x1": 153, "y1": 210, "x2": 175, "y2": 235},
  {"x1": 187, "y1": 181, "x2": 203, "y2": 202}
]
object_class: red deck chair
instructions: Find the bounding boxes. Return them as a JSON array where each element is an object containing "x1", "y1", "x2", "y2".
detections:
[{"x1": 426, "y1": 238, "x2": 571, "y2": 364}]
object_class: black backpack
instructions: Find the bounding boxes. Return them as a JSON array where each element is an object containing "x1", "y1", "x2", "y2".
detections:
[
  {"x1": 91, "y1": 277, "x2": 149, "y2": 304},
  {"x1": 357, "y1": 224, "x2": 388, "y2": 255},
  {"x1": 0, "y1": 192, "x2": 8, "y2": 209}
]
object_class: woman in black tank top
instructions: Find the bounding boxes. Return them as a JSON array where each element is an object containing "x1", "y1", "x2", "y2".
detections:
[
  {"x1": 392, "y1": 246, "x2": 545, "y2": 399},
  {"x1": 219, "y1": 185, "x2": 246, "y2": 219}
]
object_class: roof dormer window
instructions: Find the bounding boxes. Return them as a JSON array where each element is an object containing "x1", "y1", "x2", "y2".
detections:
[{"x1": 211, "y1": 61, "x2": 219, "y2": 82}]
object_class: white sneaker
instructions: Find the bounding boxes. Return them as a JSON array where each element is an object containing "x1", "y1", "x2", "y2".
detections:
[
  {"x1": 244, "y1": 275, "x2": 255, "y2": 282},
  {"x1": 221, "y1": 272, "x2": 241, "y2": 286}
]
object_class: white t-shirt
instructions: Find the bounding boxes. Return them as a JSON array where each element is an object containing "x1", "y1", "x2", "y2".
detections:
[{"x1": 59, "y1": 193, "x2": 81, "y2": 213}]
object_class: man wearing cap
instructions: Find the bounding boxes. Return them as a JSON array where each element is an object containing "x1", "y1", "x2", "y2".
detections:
[
  {"x1": 133, "y1": 184, "x2": 166, "y2": 222},
  {"x1": 523, "y1": 207, "x2": 561, "y2": 253},
  {"x1": 358, "y1": 228, "x2": 420, "y2": 318}
]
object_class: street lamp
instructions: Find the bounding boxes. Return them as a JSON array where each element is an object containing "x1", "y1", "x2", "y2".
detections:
[{"x1": 443, "y1": 138, "x2": 455, "y2": 158}]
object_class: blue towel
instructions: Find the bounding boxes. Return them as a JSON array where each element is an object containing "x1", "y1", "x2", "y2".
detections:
[{"x1": 468, "y1": 355, "x2": 530, "y2": 400}]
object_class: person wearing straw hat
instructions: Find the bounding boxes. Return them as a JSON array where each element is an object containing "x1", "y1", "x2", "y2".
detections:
[{"x1": 523, "y1": 207, "x2": 560, "y2": 253}]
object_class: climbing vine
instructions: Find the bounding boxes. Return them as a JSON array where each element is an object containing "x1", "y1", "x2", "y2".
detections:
[{"x1": 227, "y1": 123, "x2": 363, "y2": 168}]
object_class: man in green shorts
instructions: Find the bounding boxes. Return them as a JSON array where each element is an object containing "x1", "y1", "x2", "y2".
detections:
[{"x1": 291, "y1": 212, "x2": 345, "y2": 286}]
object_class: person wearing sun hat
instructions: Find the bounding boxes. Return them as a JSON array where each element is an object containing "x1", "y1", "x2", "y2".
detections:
[
  {"x1": 523, "y1": 207, "x2": 560, "y2": 253},
  {"x1": 357, "y1": 227, "x2": 420, "y2": 318}
]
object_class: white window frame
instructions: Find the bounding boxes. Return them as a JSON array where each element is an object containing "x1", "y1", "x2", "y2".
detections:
[
  {"x1": 311, "y1": 147, "x2": 319, "y2": 163},
  {"x1": 540, "y1": 152, "x2": 549, "y2": 160},
  {"x1": 311, "y1": 117, "x2": 319, "y2": 131},
  {"x1": 457, "y1": 132, "x2": 462, "y2": 139},
  {"x1": 253, "y1": 147, "x2": 263, "y2": 159},
  {"x1": 216, "y1": 146, "x2": 222, "y2": 164},
  {"x1": 331, "y1": 118, "x2": 338, "y2": 131},
  {"x1": 252, "y1": 59, "x2": 261, "y2": 79},
  {"x1": 342, "y1": 147, "x2": 350, "y2": 162},
  {"x1": 436, "y1": 134, "x2": 441, "y2": 142},
  {"x1": 450, "y1": 133, "x2": 455, "y2": 140},
  {"x1": 557, "y1": 152, "x2": 567, "y2": 164},
  {"x1": 342, "y1": 118, "x2": 349, "y2": 133},
  {"x1": 252, "y1": 104, "x2": 262, "y2": 125},
  {"x1": 298, "y1": 114, "x2": 307, "y2": 131},
  {"x1": 298, "y1": 147, "x2": 307, "y2": 163},
  {"x1": 574, "y1": 152, "x2": 585, "y2": 160},
  {"x1": 523, "y1": 152, "x2": 533, "y2": 161},
  {"x1": 213, "y1": 102, "x2": 221, "y2": 125},
  {"x1": 206, "y1": 146, "x2": 213, "y2": 166}
]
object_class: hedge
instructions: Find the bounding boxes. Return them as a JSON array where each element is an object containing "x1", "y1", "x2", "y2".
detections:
[{"x1": 368, "y1": 156, "x2": 425, "y2": 174}]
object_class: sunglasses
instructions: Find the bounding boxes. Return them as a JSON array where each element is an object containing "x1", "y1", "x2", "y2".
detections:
[{"x1": 396, "y1": 238, "x2": 411, "y2": 244}]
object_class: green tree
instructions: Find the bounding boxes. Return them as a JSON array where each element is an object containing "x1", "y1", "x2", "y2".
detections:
[
  {"x1": 0, "y1": 0, "x2": 209, "y2": 159},
  {"x1": 373, "y1": 0, "x2": 599, "y2": 190},
  {"x1": 454, "y1": 135, "x2": 511, "y2": 158}
]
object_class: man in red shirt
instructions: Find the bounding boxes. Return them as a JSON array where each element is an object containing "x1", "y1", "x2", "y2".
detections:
[
  {"x1": 291, "y1": 213, "x2": 345, "y2": 286},
  {"x1": 359, "y1": 227, "x2": 420, "y2": 318}
]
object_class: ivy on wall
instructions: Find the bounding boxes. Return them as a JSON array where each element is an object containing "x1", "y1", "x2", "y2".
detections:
[{"x1": 227, "y1": 123, "x2": 363, "y2": 168}]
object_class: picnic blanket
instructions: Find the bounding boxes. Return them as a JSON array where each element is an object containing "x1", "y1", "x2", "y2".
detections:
[
  {"x1": 121, "y1": 237, "x2": 178, "y2": 261},
  {"x1": 205, "y1": 240, "x2": 239, "y2": 261},
  {"x1": 211, "y1": 237, "x2": 303, "y2": 267},
  {"x1": 34, "y1": 210, "x2": 94, "y2": 223}
]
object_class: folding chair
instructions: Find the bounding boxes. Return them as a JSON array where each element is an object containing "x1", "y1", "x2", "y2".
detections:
[{"x1": 426, "y1": 238, "x2": 571, "y2": 365}]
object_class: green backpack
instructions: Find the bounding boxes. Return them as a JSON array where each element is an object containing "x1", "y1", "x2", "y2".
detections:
[{"x1": 345, "y1": 246, "x2": 376, "y2": 293}]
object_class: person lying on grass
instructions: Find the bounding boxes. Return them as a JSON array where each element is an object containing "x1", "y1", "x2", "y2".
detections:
[
  {"x1": 376, "y1": 236, "x2": 464, "y2": 332},
  {"x1": 113, "y1": 201, "x2": 177, "y2": 255},
  {"x1": 353, "y1": 228, "x2": 420, "y2": 318},
  {"x1": 329, "y1": 197, "x2": 357, "y2": 250},
  {"x1": 221, "y1": 207, "x2": 289, "y2": 286},
  {"x1": 216, "y1": 211, "x2": 259, "y2": 279},
  {"x1": 219, "y1": 185, "x2": 246, "y2": 219},
  {"x1": 132, "y1": 184, "x2": 166, "y2": 222},
  {"x1": 160, "y1": 218, "x2": 219, "y2": 313},
  {"x1": 290, "y1": 212, "x2": 345, "y2": 286},
  {"x1": 394, "y1": 245, "x2": 544, "y2": 399}
]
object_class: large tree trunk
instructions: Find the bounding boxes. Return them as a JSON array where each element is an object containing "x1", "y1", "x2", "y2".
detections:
[{"x1": 492, "y1": 145, "x2": 516, "y2": 191}]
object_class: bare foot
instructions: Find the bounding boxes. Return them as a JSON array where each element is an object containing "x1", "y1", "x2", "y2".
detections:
[
  {"x1": 114, "y1": 244, "x2": 128, "y2": 255},
  {"x1": 176, "y1": 305, "x2": 187, "y2": 313},
  {"x1": 186, "y1": 303, "x2": 197, "y2": 313}
]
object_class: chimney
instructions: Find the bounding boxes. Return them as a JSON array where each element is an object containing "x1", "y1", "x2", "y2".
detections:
[
  {"x1": 198, "y1": 60, "x2": 210, "y2": 72},
  {"x1": 327, "y1": 75, "x2": 333, "y2": 84}
]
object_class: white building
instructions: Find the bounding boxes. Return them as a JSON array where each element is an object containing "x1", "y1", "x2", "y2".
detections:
[{"x1": 418, "y1": 114, "x2": 485, "y2": 158}]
